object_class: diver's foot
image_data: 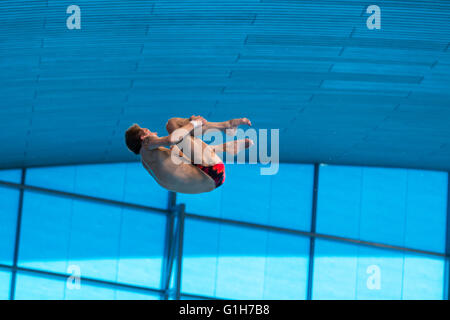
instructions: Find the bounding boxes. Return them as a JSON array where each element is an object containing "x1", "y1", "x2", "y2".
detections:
[
  {"x1": 223, "y1": 138, "x2": 254, "y2": 154},
  {"x1": 226, "y1": 118, "x2": 252, "y2": 136}
]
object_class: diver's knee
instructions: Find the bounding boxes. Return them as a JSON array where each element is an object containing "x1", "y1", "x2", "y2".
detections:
[{"x1": 165, "y1": 121, "x2": 175, "y2": 134}]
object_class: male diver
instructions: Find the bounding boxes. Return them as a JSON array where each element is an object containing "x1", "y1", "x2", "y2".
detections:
[{"x1": 125, "y1": 116, "x2": 253, "y2": 194}]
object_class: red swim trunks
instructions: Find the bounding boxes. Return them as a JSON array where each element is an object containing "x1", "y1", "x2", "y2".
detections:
[{"x1": 194, "y1": 162, "x2": 225, "y2": 188}]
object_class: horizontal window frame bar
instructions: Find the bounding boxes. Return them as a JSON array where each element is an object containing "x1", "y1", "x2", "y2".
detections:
[
  {"x1": 180, "y1": 292, "x2": 226, "y2": 300},
  {"x1": 185, "y1": 213, "x2": 448, "y2": 258},
  {"x1": 0, "y1": 263, "x2": 164, "y2": 297},
  {"x1": 0, "y1": 263, "x2": 220, "y2": 301},
  {"x1": 0, "y1": 180, "x2": 170, "y2": 215}
]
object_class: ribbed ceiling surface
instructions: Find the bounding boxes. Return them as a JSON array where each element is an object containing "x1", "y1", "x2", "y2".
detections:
[{"x1": 1, "y1": 0, "x2": 449, "y2": 170}]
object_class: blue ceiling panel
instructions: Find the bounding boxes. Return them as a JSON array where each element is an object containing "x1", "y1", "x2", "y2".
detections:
[{"x1": 0, "y1": 0, "x2": 449, "y2": 170}]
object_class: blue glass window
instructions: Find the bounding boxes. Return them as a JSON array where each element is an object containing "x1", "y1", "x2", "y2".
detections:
[
  {"x1": 402, "y1": 254, "x2": 445, "y2": 299},
  {"x1": 26, "y1": 163, "x2": 168, "y2": 209},
  {"x1": 0, "y1": 169, "x2": 22, "y2": 183},
  {"x1": 316, "y1": 165, "x2": 448, "y2": 252},
  {"x1": 19, "y1": 191, "x2": 165, "y2": 289},
  {"x1": 65, "y1": 282, "x2": 160, "y2": 300},
  {"x1": 116, "y1": 208, "x2": 166, "y2": 289},
  {"x1": 14, "y1": 273, "x2": 65, "y2": 300},
  {"x1": 18, "y1": 192, "x2": 73, "y2": 273},
  {"x1": 65, "y1": 281, "x2": 161, "y2": 300},
  {"x1": 114, "y1": 289, "x2": 160, "y2": 300},
  {"x1": 178, "y1": 163, "x2": 314, "y2": 231},
  {"x1": 182, "y1": 219, "x2": 309, "y2": 299},
  {"x1": 26, "y1": 166, "x2": 77, "y2": 192},
  {"x1": 14, "y1": 272, "x2": 160, "y2": 300},
  {"x1": 0, "y1": 270, "x2": 11, "y2": 300},
  {"x1": 312, "y1": 239, "x2": 445, "y2": 300},
  {"x1": 3, "y1": 161, "x2": 448, "y2": 300},
  {"x1": 0, "y1": 186, "x2": 19, "y2": 266}
]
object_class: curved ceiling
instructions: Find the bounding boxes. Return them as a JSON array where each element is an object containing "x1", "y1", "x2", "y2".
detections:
[{"x1": 1, "y1": 0, "x2": 449, "y2": 170}]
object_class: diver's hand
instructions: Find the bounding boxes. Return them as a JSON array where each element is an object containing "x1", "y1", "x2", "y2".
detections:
[{"x1": 189, "y1": 115, "x2": 207, "y2": 126}]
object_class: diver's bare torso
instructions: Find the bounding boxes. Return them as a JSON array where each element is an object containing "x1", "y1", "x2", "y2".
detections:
[{"x1": 140, "y1": 146, "x2": 216, "y2": 194}]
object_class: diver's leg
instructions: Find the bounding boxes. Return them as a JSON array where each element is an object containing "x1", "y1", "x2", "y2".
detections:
[
  {"x1": 204, "y1": 118, "x2": 252, "y2": 135},
  {"x1": 212, "y1": 138, "x2": 254, "y2": 155},
  {"x1": 176, "y1": 135, "x2": 222, "y2": 166},
  {"x1": 165, "y1": 116, "x2": 251, "y2": 136}
]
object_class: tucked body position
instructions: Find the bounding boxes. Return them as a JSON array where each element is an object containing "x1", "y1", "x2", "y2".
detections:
[{"x1": 125, "y1": 116, "x2": 253, "y2": 194}]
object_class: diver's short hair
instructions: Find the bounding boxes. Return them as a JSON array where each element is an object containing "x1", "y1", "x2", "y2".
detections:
[{"x1": 125, "y1": 123, "x2": 143, "y2": 155}]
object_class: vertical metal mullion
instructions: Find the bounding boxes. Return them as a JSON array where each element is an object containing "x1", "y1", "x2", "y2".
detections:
[
  {"x1": 161, "y1": 192, "x2": 177, "y2": 299},
  {"x1": 161, "y1": 214, "x2": 175, "y2": 299},
  {"x1": 9, "y1": 168, "x2": 26, "y2": 300},
  {"x1": 307, "y1": 164, "x2": 320, "y2": 300},
  {"x1": 167, "y1": 192, "x2": 177, "y2": 212},
  {"x1": 445, "y1": 173, "x2": 450, "y2": 300},
  {"x1": 175, "y1": 204, "x2": 186, "y2": 300}
]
